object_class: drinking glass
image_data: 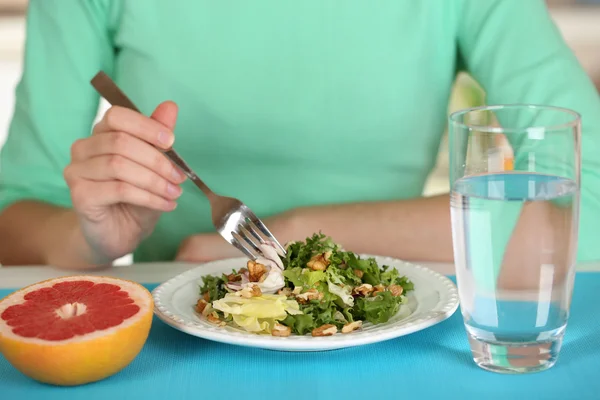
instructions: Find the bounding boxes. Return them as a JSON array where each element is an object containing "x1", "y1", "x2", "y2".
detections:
[{"x1": 448, "y1": 104, "x2": 581, "y2": 374}]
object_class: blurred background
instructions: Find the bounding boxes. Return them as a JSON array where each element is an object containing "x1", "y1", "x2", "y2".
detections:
[{"x1": 1, "y1": 0, "x2": 599, "y2": 197}]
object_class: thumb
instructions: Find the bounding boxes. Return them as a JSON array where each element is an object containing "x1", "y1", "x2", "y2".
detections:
[{"x1": 151, "y1": 100, "x2": 178, "y2": 132}]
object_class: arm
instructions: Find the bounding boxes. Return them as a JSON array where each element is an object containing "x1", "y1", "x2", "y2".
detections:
[
  {"x1": 275, "y1": 2, "x2": 600, "y2": 269},
  {"x1": 0, "y1": 0, "x2": 117, "y2": 267},
  {"x1": 455, "y1": 0, "x2": 600, "y2": 291},
  {"x1": 286, "y1": 1, "x2": 600, "y2": 266},
  {"x1": 0, "y1": 202, "x2": 103, "y2": 268},
  {"x1": 176, "y1": 195, "x2": 455, "y2": 263},
  {"x1": 289, "y1": 195, "x2": 454, "y2": 262},
  {"x1": 179, "y1": 1, "x2": 600, "y2": 266},
  {"x1": 456, "y1": 0, "x2": 600, "y2": 265}
]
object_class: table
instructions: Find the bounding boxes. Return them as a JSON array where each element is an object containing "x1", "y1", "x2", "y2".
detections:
[
  {"x1": 2, "y1": 260, "x2": 599, "y2": 289},
  {"x1": 2, "y1": 261, "x2": 600, "y2": 400}
]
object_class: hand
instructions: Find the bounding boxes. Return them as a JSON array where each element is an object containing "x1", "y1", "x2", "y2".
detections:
[
  {"x1": 175, "y1": 211, "x2": 299, "y2": 262},
  {"x1": 63, "y1": 101, "x2": 186, "y2": 264}
]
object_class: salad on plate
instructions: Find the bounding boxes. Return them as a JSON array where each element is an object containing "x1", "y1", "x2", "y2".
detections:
[{"x1": 195, "y1": 233, "x2": 414, "y2": 337}]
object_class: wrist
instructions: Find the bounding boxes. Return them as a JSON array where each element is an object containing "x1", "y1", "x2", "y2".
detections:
[{"x1": 43, "y1": 209, "x2": 111, "y2": 270}]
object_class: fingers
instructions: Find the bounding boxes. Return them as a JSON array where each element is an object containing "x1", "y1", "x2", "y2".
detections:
[
  {"x1": 69, "y1": 179, "x2": 177, "y2": 212},
  {"x1": 66, "y1": 101, "x2": 183, "y2": 214},
  {"x1": 70, "y1": 131, "x2": 186, "y2": 184},
  {"x1": 92, "y1": 102, "x2": 177, "y2": 149},
  {"x1": 65, "y1": 155, "x2": 183, "y2": 201},
  {"x1": 150, "y1": 101, "x2": 178, "y2": 131}
]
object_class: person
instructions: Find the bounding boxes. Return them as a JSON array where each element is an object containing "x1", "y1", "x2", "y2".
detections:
[{"x1": 1, "y1": 0, "x2": 599, "y2": 269}]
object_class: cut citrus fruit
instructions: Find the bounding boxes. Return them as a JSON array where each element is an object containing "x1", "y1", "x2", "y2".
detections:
[{"x1": 0, "y1": 276, "x2": 153, "y2": 386}]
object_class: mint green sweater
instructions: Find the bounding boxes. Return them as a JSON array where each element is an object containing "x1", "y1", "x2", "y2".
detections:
[{"x1": 2, "y1": 0, "x2": 600, "y2": 262}]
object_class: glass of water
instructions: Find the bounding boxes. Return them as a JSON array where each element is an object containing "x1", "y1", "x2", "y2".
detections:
[{"x1": 448, "y1": 104, "x2": 581, "y2": 374}]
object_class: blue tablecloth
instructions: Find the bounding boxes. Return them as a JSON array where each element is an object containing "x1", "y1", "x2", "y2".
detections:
[{"x1": 1, "y1": 274, "x2": 600, "y2": 400}]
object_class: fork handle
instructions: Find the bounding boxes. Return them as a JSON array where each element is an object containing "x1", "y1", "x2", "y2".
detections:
[{"x1": 90, "y1": 71, "x2": 217, "y2": 200}]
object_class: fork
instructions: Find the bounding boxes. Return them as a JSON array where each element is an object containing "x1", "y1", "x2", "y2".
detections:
[{"x1": 90, "y1": 71, "x2": 286, "y2": 260}]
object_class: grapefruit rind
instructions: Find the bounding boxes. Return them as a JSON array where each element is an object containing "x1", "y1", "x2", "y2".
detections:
[{"x1": 0, "y1": 275, "x2": 153, "y2": 386}]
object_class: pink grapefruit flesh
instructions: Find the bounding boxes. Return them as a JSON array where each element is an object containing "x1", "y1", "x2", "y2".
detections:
[{"x1": 0, "y1": 276, "x2": 154, "y2": 386}]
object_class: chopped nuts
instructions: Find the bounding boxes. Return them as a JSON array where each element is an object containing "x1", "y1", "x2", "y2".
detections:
[
  {"x1": 195, "y1": 299, "x2": 209, "y2": 314},
  {"x1": 353, "y1": 269, "x2": 364, "y2": 279},
  {"x1": 312, "y1": 324, "x2": 338, "y2": 337},
  {"x1": 295, "y1": 289, "x2": 324, "y2": 304},
  {"x1": 247, "y1": 260, "x2": 268, "y2": 282},
  {"x1": 237, "y1": 284, "x2": 262, "y2": 298},
  {"x1": 207, "y1": 312, "x2": 225, "y2": 327},
  {"x1": 278, "y1": 287, "x2": 293, "y2": 296},
  {"x1": 352, "y1": 283, "x2": 374, "y2": 297},
  {"x1": 202, "y1": 292, "x2": 210, "y2": 302},
  {"x1": 307, "y1": 251, "x2": 332, "y2": 271},
  {"x1": 388, "y1": 284, "x2": 404, "y2": 297},
  {"x1": 342, "y1": 320, "x2": 363, "y2": 334},
  {"x1": 373, "y1": 284, "x2": 385, "y2": 295},
  {"x1": 226, "y1": 273, "x2": 241, "y2": 282},
  {"x1": 272, "y1": 323, "x2": 292, "y2": 337}
]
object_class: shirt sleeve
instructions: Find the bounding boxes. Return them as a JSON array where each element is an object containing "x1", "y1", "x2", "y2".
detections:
[
  {"x1": 0, "y1": 0, "x2": 117, "y2": 212},
  {"x1": 456, "y1": 0, "x2": 600, "y2": 264}
]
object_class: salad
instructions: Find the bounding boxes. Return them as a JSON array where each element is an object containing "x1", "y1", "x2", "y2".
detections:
[{"x1": 195, "y1": 233, "x2": 414, "y2": 337}]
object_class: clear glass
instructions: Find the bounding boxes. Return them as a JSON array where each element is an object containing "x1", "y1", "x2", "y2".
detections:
[{"x1": 448, "y1": 104, "x2": 581, "y2": 374}]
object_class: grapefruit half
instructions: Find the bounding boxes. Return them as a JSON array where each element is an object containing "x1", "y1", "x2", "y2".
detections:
[{"x1": 0, "y1": 276, "x2": 153, "y2": 386}]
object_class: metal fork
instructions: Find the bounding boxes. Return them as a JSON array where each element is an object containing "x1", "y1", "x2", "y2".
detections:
[{"x1": 90, "y1": 71, "x2": 286, "y2": 260}]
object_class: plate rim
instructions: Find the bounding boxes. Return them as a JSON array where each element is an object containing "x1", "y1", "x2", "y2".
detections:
[{"x1": 152, "y1": 255, "x2": 459, "y2": 351}]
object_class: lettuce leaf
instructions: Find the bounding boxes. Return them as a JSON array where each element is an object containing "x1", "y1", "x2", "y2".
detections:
[
  {"x1": 200, "y1": 232, "x2": 416, "y2": 336},
  {"x1": 282, "y1": 314, "x2": 315, "y2": 335},
  {"x1": 327, "y1": 281, "x2": 354, "y2": 307},
  {"x1": 326, "y1": 264, "x2": 362, "y2": 287},
  {"x1": 352, "y1": 291, "x2": 405, "y2": 324},
  {"x1": 211, "y1": 293, "x2": 302, "y2": 334},
  {"x1": 283, "y1": 232, "x2": 339, "y2": 270},
  {"x1": 283, "y1": 267, "x2": 326, "y2": 288},
  {"x1": 199, "y1": 274, "x2": 227, "y2": 302},
  {"x1": 381, "y1": 266, "x2": 415, "y2": 292}
]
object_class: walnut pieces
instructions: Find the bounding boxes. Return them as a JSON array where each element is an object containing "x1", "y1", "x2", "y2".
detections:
[
  {"x1": 373, "y1": 284, "x2": 385, "y2": 295},
  {"x1": 206, "y1": 312, "x2": 226, "y2": 327},
  {"x1": 278, "y1": 287, "x2": 293, "y2": 296},
  {"x1": 311, "y1": 324, "x2": 338, "y2": 337},
  {"x1": 342, "y1": 321, "x2": 363, "y2": 334},
  {"x1": 307, "y1": 251, "x2": 332, "y2": 271},
  {"x1": 352, "y1": 283, "x2": 374, "y2": 296},
  {"x1": 271, "y1": 323, "x2": 292, "y2": 337},
  {"x1": 353, "y1": 269, "x2": 364, "y2": 278},
  {"x1": 295, "y1": 289, "x2": 324, "y2": 304},
  {"x1": 247, "y1": 260, "x2": 268, "y2": 282},
  {"x1": 195, "y1": 299, "x2": 209, "y2": 314},
  {"x1": 236, "y1": 284, "x2": 262, "y2": 298},
  {"x1": 351, "y1": 283, "x2": 405, "y2": 298},
  {"x1": 226, "y1": 273, "x2": 242, "y2": 282},
  {"x1": 388, "y1": 284, "x2": 404, "y2": 297}
]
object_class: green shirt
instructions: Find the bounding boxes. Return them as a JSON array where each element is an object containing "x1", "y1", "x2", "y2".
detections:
[{"x1": 2, "y1": 0, "x2": 600, "y2": 263}]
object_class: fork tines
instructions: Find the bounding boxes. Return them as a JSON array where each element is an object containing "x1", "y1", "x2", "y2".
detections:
[{"x1": 230, "y1": 211, "x2": 286, "y2": 261}]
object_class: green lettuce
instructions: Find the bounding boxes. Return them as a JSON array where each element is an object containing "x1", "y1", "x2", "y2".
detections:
[
  {"x1": 353, "y1": 291, "x2": 405, "y2": 324},
  {"x1": 199, "y1": 274, "x2": 227, "y2": 302},
  {"x1": 283, "y1": 268, "x2": 327, "y2": 288}
]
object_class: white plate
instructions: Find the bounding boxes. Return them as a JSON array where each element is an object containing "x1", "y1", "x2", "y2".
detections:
[{"x1": 152, "y1": 255, "x2": 459, "y2": 351}]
